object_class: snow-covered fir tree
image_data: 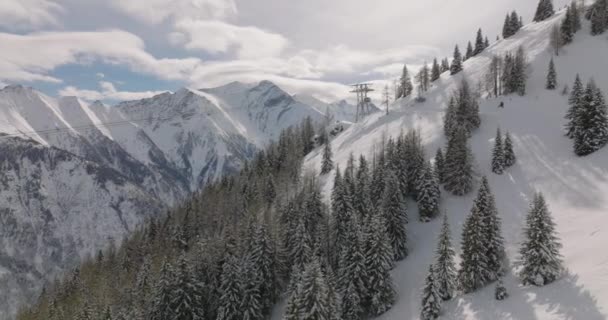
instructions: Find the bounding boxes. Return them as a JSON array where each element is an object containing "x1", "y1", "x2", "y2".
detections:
[
  {"x1": 431, "y1": 58, "x2": 441, "y2": 82},
  {"x1": 420, "y1": 265, "x2": 442, "y2": 320},
  {"x1": 546, "y1": 57, "x2": 557, "y2": 90},
  {"x1": 370, "y1": 152, "x2": 386, "y2": 206},
  {"x1": 417, "y1": 161, "x2": 441, "y2": 222},
  {"x1": 574, "y1": 79, "x2": 608, "y2": 156},
  {"x1": 290, "y1": 217, "x2": 313, "y2": 272},
  {"x1": 503, "y1": 11, "x2": 522, "y2": 39},
  {"x1": 445, "y1": 79, "x2": 481, "y2": 137},
  {"x1": 465, "y1": 41, "x2": 474, "y2": 60},
  {"x1": 474, "y1": 177, "x2": 505, "y2": 281},
  {"x1": 284, "y1": 258, "x2": 340, "y2": 320},
  {"x1": 217, "y1": 251, "x2": 245, "y2": 320},
  {"x1": 441, "y1": 58, "x2": 450, "y2": 73},
  {"x1": 321, "y1": 137, "x2": 334, "y2": 174},
  {"x1": 443, "y1": 127, "x2": 475, "y2": 196},
  {"x1": 364, "y1": 214, "x2": 396, "y2": 316},
  {"x1": 518, "y1": 193, "x2": 563, "y2": 286},
  {"x1": 398, "y1": 64, "x2": 414, "y2": 98},
  {"x1": 150, "y1": 261, "x2": 174, "y2": 320},
  {"x1": 457, "y1": 205, "x2": 490, "y2": 293},
  {"x1": 248, "y1": 223, "x2": 280, "y2": 315},
  {"x1": 495, "y1": 278, "x2": 509, "y2": 300},
  {"x1": 533, "y1": 0, "x2": 555, "y2": 22},
  {"x1": 434, "y1": 148, "x2": 446, "y2": 184},
  {"x1": 565, "y1": 74, "x2": 584, "y2": 138},
  {"x1": 474, "y1": 28, "x2": 485, "y2": 55},
  {"x1": 492, "y1": 128, "x2": 505, "y2": 174},
  {"x1": 434, "y1": 214, "x2": 456, "y2": 301},
  {"x1": 171, "y1": 254, "x2": 205, "y2": 320},
  {"x1": 332, "y1": 166, "x2": 355, "y2": 262},
  {"x1": 337, "y1": 218, "x2": 367, "y2": 320},
  {"x1": 561, "y1": 5, "x2": 575, "y2": 44},
  {"x1": 589, "y1": 0, "x2": 608, "y2": 35},
  {"x1": 382, "y1": 170, "x2": 408, "y2": 260},
  {"x1": 450, "y1": 45, "x2": 463, "y2": 75},
  {"x1": 503, "y1": 131, "x2": 516, "y2": 167},
  {"x1": 355, "y1": 155, "x2": 375, "y2": 219}
]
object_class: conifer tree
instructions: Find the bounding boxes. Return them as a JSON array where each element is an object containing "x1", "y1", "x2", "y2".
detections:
[
  {"x1": 474, "y1": 28, "x2": 485, "y2": 55},
  {"x1": 465, "y1": 41, "x2": 474, "y2": 60},
  {"x1": 321, "y1": 138, "x2": 334, "y2": 174},
  {"x1": 382, "y1": 171, "x2": 408, "y2": 260},
  {"x1": 444, "y1": 127, "x2": 474, "y2": 196},
  {"x1": 217, "y1": 252, "x2": 245, "y2": 320},
  {"x1": 491, "y1": 128, "x2": 505, "y2": 174},
  {"x1": 565, "y1": 74, "x2": 584, "y2": 138},
  {"x1": 495, "y1": 278, "x2": 508, "y2": 300},
  {"x1": 574, "y1": 80, "x2": 608, "y2": 156},
  {"x1": 249, "y1": 223, "x2": 280, "y2": 315},
  {"x1": 290, "y1": 217, "x2": 313, "y2": 272},
  {"x1": 399, "y1": 65, "x2": 414, "y2": 98},
  {"x1": 337, "y1": 218, "x2": 367, "y2": 320},
  {"x1": 434, "y1": 148, "x2": 445, "y2": 184},
  {"x1": 441, "y1": 58, "x2": 450, "y2": 73},
  {"x1": 431, "y1": 58, "x2": 441, "y2": 82},
  {"x1": 364, "y1": 214, "x2": 396, "y2": 316},
  {"x1": 514, "y1": 46, "x2": 527, "y2": 96},
  {"x1": 370, "y1": 153, "x2": 386, "y2": 206},
  {"x1": 484, "y1": 36, "x2": 490, "y2": 49},
  {"x1": 590, "y1": 0, "x2": 608, "y2": 35},
  {"x1": 172, "y1": 255, "x2": 205, "y2": 320},
  {"x1": 434, "y1": 214, "x2": 456, "y2": 301},
  {"x1": 450, "y1": 45, "x2": 463, "y2": 75},
  {"x1": 332, "y1": 166, "x2": 356, "y2": 263},
  {"x1": 354, "y1": 155, "x2": 374, "y2": 219},
  {"x1": 561, "y1": 6, "x2": 575, "y2": 44},
  {"x1": 457, "y1": 205, "x2": 490, "y2": 293},
  {"x1": 518, "y1": 193, "x2": 563, "y2": 286},
  {"x1": 150, "y1": 261, "x2": 174, "y2": 320},
  {"x1": 284, "y1": 259, "x2": 339, "y2": 320},
  {"x1": 571, "y1": 1, "x2": 581, "y2": 32},
  {"x1": 546, "y1": 57, "x2": 557, "y2": 90},
  {"x1": 417, "y1": 162, "x2": 441, "y2": 222},
  {"x1": 421, "y1": 265, "x2": 442, "y2": 320},
  {"x1": 474, "y1": 177, "x2": 505, "y2": 281},
  {"x1": 534, "y1": 0, "x2": 555, "y2": 22},
  {"x1": 503, "y1": 131, "x2": 516, "y2": 167}
]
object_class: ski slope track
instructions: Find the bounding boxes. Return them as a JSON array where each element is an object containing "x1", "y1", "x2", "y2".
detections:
[
  {"x1": 0, "y1": 81, "x2": 343, "y2": 318},
  {"x1": 305, "y1": 10, "x2": 608, "y2": 320}
]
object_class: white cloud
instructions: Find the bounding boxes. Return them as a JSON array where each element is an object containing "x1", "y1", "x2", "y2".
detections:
[
  {"x1": 109, "y1": 0, "x2": 237, "y2": 25},
  {"x1": 173, "y1": 19, "x2": 289, "y2": 59},
  {"x1": 60, "y1": 81, "x2": 167, "y2": 101},
  {"x1": 96, "y1": 72, "x2": 105, "y2": 78},
  {"x1": 0, "y1": 0, "x2": 63, "y2": 30},
  {"x1": 0, "y1": 30, "x2": 201, "y2": 83}
]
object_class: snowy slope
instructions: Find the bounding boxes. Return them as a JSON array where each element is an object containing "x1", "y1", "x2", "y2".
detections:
[
  {"x1": 304, "y1": 10, "x2": 608, "y2": 320},
  {"x1": 294, "y1": 93, "x2": 380, "y2": 123}
]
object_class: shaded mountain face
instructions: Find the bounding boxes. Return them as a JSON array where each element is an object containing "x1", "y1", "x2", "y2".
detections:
[{"x1": 0, "y1": 81, "x2": 331, "y2": 318}]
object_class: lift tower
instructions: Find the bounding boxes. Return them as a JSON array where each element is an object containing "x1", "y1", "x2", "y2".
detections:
[{"x1": 350, "y1": 83, "x2": 374, "y2": 123}]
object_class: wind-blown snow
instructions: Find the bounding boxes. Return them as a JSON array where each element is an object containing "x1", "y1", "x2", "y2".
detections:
[{"x1": 304, "y1": 9, "x2": 608, "y2": 320}]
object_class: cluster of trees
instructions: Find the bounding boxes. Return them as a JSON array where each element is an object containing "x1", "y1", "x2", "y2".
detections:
[
  {"x1": 587, "y1": 0, "x2": 608, "y2": 35},
  {"x1": 441, "y1": 80, "x2": 480, "y2": 196},
  {"x1": 464, "y1": 29, "x2": 490, "y2": 61},
  {"x1": 421, "y1": 185, "x2": 563, "y2": 319},
  {"x1": 561, "y1": 2, "x2": 582, "y2": 44},
  {"x1": 533, "y1": 0, "x2": 555, "y2": 22},
  {"x1": 491, "y1": 128, "x2": 516, "y2": 174},
  {"x1": 564, "y1": 75, "x2": 608, "y2": 156},
  {"x1": 485, "y1": 46, "x2": 528, "y2": 97},
  {"x1": 15, "y1": 118, "x2": 324, "y2": 320},
  {"x1": 503, "y1": 11, "x2": 523, "y2": 39}
]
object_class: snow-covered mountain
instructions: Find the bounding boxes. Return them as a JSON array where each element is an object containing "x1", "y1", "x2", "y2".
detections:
[
  {"x1": 0, "y1": 80, "x2": 331, "y2": 318},
  {"x1": 302, "y1": 9, "x2": 608, "y2": 320}
]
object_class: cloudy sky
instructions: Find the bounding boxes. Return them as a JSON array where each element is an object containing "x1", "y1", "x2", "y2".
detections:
[{"x1": 0, "y1": 0, "x2": 571, "y2": 103}]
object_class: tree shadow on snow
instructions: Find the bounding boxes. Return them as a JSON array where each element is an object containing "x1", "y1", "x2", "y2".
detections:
[{"x1": 526, "y1": 272, "x2": 607, "y2": 320}]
